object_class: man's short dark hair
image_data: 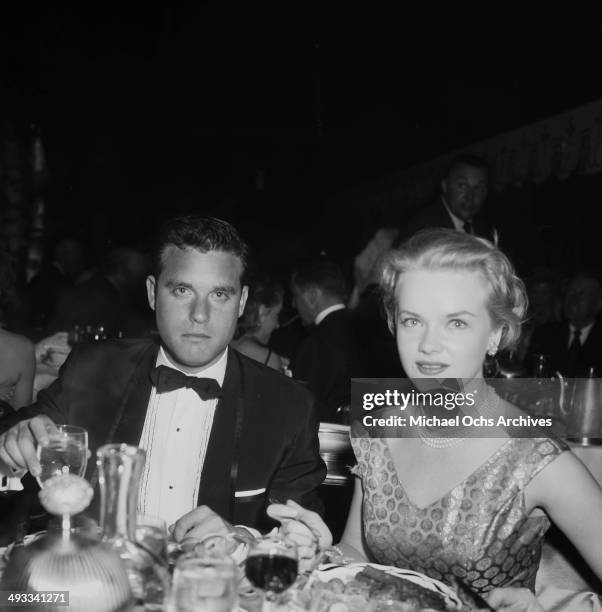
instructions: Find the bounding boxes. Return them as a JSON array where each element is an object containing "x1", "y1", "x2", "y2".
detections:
[
  {"x1": 446, "y1": 154, "x2": 489, "y2": 177},
  {"x1": 153, "y1": 215, "x2": 249, "y2": 280},
  {"x1": 291, "y1": 259, "x2": 347, "y2": 301}
]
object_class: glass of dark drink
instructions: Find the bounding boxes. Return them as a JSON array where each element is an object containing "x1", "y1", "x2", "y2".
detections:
[{"x1": 244, "y1": 532, "x2": 298, "y2": 603}]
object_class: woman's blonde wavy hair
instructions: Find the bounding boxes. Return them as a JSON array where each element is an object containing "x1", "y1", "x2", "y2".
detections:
[{"x1": 379, "y1": 228, "x2": 528, "y2": 351}]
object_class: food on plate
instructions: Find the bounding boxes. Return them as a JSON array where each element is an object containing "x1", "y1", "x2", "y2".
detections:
[
  {"x1": 293, "y1": 565, "x2": 450, "y2": 612},
  {"x1": 357, "y1": 566, "x2": 447, "y2": 610}
]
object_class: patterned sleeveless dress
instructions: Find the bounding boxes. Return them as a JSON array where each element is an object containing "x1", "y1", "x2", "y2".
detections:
[{"x1": 350, "y1": 421, "x2": 568, "y2": 596}]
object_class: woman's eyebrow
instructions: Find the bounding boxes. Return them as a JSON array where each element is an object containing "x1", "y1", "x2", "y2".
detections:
[
  {"x1": 446, "y1": 310, "x2": 476, "y2": 318},
  {"x1": 398, "y1": 309, "x2": 420, "y2": 317}
]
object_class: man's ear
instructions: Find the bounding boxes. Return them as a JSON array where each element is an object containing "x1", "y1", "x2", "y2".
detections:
[
  {"x1": 146, "y1": 275, "x2": 157, "y2": 311},
  {"x1": 239, "y1": 285, "x2": 249, "y2": 317}
]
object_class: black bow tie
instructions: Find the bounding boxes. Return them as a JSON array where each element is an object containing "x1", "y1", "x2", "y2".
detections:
[{"x1": 150, "y1": 365, "x2": 223, "y2": 401}]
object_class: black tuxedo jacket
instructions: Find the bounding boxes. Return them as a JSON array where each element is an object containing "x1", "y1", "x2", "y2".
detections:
[
  {"x1": 528, "y1": 319, "x2": 602, "y2": 377},
  {"x1": 396, "y1": 198, "x2": 497, "y2": 246},
  {"x1": 0, "y1": 339, "x2": 325, "y2": 530},
  {"x1": 291, "y1": 309, "x2": 359, "y2": 422}
]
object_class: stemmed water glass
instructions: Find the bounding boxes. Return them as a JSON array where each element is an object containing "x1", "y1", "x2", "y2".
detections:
[
  {"x1": 35, "y1": 425, "x2": 88, "y2": 489},
  {"x1": 244, "y1": 532, "x2": 298, "y2": 606}
]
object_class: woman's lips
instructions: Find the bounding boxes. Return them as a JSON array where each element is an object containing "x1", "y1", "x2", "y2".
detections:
[{"x1": 416, "y1": 362, "x2": 449, "y2": 375}]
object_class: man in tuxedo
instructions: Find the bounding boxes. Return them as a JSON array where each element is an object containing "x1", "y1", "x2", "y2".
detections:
[
  {"x1": 398, "y1": 154, "x2": 497, "y2": 245},
  {"x1": 528, "y1": 273, "x2": 602, "y2": 376},
  {"x1": 0, "y1": 216, "x2": 325, "y2": 542},
  {"x1": 290, "y1": 259, "x2": 359, "y2": 422}
]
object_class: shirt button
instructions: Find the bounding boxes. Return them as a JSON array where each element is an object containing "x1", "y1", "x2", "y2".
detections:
[
  {"x1": 169, "y1": 486, "x2": 173, "y2": 490},
  {"x1": 176, "y1": 428, "x2": 180, "y2": 432}
]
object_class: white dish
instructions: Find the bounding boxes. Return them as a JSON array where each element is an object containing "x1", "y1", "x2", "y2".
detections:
[{"x1": 309, "y1": 562, "x2": 463, "y2": 611}]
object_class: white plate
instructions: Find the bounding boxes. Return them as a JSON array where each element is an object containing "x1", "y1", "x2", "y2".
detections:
[{"x1": 309, "y1": 563, "x2": 463, "y2": 611}]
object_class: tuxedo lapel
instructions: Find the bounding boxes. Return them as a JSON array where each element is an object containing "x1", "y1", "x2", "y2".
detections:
[
  {"x1": 197, "y1": 350, "x2": 244, "y2": 519},
  {"x1": 108, "y1": 342, "x2": 159, "y2": 447},
  {"x1": 87, "y1": 341, "x2": 158, "y2": 515}
]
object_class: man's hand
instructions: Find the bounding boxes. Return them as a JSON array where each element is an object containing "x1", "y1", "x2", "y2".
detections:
[
  {"x1": 0, "y1": 416, "x2": 58, "y2": 478},
  {"x1": 486, "y1": 587, "x2": 545, "y2": 611},
  {"x1": 170, "y1": 505, "x2": 233, "y2": 543}
]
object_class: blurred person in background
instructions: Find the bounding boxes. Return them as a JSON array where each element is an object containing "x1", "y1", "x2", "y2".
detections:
[
  {"x1": 0, "y1": 246, "x2": 35, "y2": 414},
  {"x1": 25, "y1": 238, "x2": 85, "y2": 332},
  {"x1": 230, "y1": 275, "x2": 285, "y2": 371},
  {"x1": 515, "y1": 272, "x2": 561, "y2": 366},
  {"x1": 397, "y1": 154, "x2": 497, "y2": 246},
  {"x1": 290, "y1": 258, "x2": 359, "y2": 422},
  {"x1": 45, "y1": 245, "x2": 154, "y2": 339},
  {"x1": 348, "y1": 228, "x2": 402, "y2": 378},
  {"x1": 528, "y1": 271, "x2": 602, "y2": 377}
]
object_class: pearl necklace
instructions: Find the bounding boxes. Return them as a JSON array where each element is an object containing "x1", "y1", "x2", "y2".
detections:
[
  {"x1": 417, "y1": 385, "x2": 500, "y2": 449},
  {"x1": 418, "y1": 430, "x2": 466, "y2": 449}
]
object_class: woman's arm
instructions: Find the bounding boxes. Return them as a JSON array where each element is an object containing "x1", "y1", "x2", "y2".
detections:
[
  {"x1": 526, "y1": 450, "x2": 602, "y2": 580},
  {"x1": 13, "y1": 339, "x2": 35, "y2": 409},
  {"x1": 338, "y1": 477, "x2": 370, "y2": 562},
  {"x1": 267, "y1": 478, "x2": 369, "y2": 567}
]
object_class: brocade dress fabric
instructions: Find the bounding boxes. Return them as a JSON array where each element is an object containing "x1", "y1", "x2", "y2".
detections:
[{"x1": 350, "y1": 421, "x2": 568, "y2": 596}]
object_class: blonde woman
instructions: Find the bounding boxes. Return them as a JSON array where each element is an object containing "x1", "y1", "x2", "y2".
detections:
[{"x1": 270, "y1": 229, "x2": 602, "y2": 611}]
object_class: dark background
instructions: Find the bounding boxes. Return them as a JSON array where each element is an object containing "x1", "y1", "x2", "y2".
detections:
[{"x1": 2, "y1": 6, "x2": 602, "y2": 274}]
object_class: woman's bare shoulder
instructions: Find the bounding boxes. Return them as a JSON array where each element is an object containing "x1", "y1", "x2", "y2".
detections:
[{"x1": 0, "y1": 329, "x2": 34, "y2": 356}]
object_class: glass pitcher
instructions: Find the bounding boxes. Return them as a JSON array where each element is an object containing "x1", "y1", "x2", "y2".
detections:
[{"x1": 97, "y1": 444, "x2": 170, "y2": 610}]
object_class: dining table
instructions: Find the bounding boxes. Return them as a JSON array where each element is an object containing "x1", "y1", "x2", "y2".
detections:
[
  {"x1": 0, "y1": 409, "x2": 600, "y2": 609},
  {"x1": 0, "y1": 532, "x2": 600, "y2": 611}
]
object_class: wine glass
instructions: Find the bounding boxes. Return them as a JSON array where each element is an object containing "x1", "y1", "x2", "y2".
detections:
[
  {"x1": 36, "y1": 425, "x2": 88, "y2": 489},
  {"x1": 244, "y1": 532, "x2": 298, "y2": 605}
]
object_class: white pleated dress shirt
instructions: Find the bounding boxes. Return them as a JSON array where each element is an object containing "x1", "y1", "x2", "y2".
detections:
[{"x1": 137, "y1": 346, "x2": 227, "y2": 527}]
